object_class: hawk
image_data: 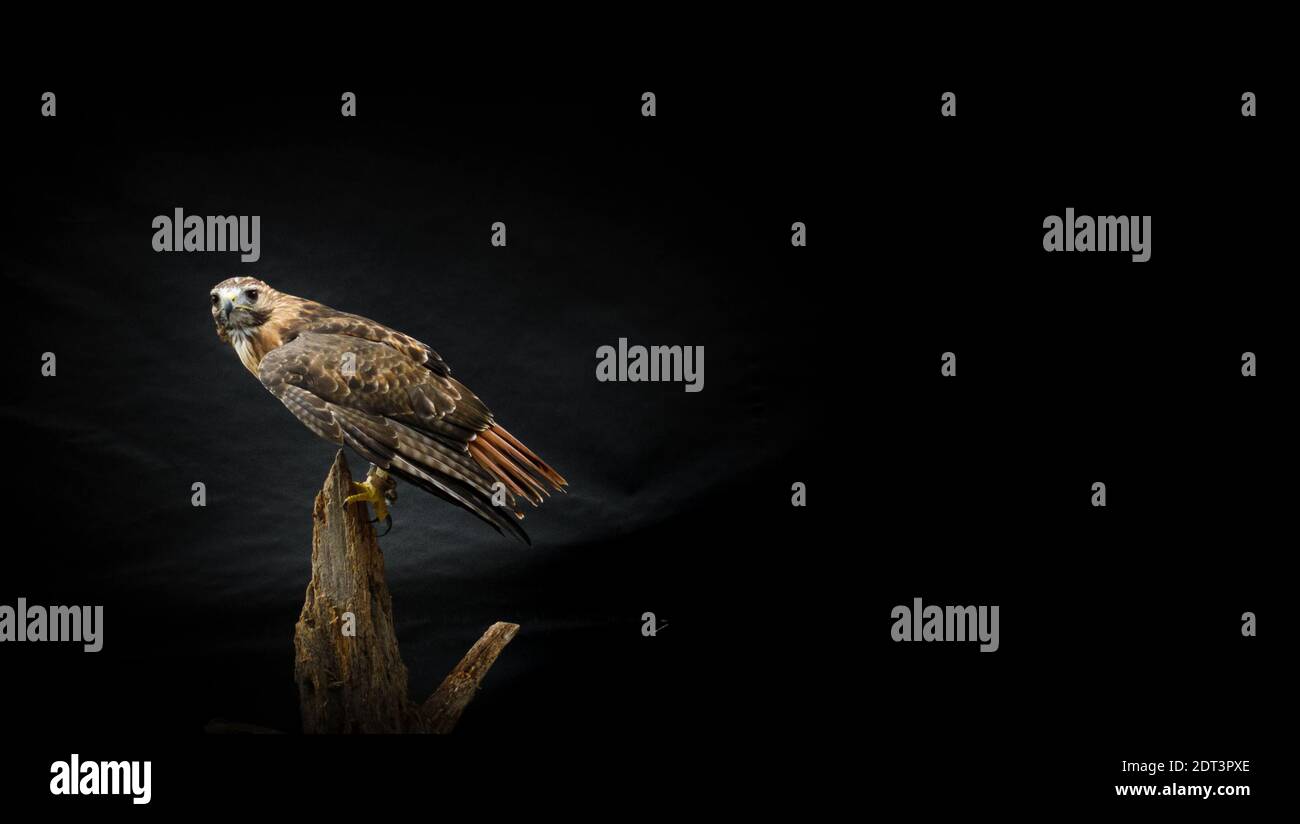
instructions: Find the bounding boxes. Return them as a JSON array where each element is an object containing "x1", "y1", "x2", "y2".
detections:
[{"x1": 210, "y1": 276, "x2": 566, "y2": 543}]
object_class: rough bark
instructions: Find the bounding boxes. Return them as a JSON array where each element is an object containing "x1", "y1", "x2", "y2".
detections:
[
  {"x1": 420, "y1": 621, "x2": 520, "y2": 733},
  {"x1": 293, "y1": 450, "x2": 518, "y2": 733}
]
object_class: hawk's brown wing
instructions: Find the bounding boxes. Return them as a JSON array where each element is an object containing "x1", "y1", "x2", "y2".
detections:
[
  {"x1": 293, "y1": 302, "x2": 453, "y2": 377},
  {"x1": 258, "y1": 332, "x2": 537, "y2": 541},
  {"x1": 291, "y1": 306, "x2": 566, "y2": 503}
]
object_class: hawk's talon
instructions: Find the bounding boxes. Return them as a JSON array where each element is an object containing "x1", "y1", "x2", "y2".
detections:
[
  {"x1": 371, "y1": 513, "x2": 393, "y2": 536},
  {"x1": 344, "y1": 467, "x2": 396, "y2": 533}
]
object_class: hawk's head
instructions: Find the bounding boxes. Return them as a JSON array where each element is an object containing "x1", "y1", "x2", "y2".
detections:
[{"x1": 210, "y1": 276, "x2": 278, "y2": 343}]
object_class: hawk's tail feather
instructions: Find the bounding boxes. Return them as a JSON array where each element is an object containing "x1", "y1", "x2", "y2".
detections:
[
  {"x1": 388, "y1": 456, "x2": 532, "y2": 545},
  {"x1": 473, "y1": 440, "x2": 538, "y2": 503},
  {"x1": 469, "y1": 423, "x2": 568, "y2": 506},
  {"x1": 330, "y1": 407, "x2": 531, "y2": 543},
  {"x1": 472, "y1": 435, "x2": 549, "y2": 505}
]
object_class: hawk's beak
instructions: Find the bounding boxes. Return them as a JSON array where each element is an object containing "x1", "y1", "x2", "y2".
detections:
[{"x1": 219, "y1": 297, "x2": 235, "y2": 323}]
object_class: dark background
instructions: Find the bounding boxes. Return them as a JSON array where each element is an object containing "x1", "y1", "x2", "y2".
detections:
[
  {"x1": 0, "y1": 75, "x2": 1286, "y2": 813},
  {"x1": 872, "y1": 80, "x2": 1288, "y2": 814}
]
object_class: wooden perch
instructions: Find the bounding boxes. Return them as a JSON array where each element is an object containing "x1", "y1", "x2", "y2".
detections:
[
  {"x1": 293, "y1": 450, "x2": 518, "y2": 733},
  {"x1": 422, "y1": 621, "x2": 519, "y2": 733}
]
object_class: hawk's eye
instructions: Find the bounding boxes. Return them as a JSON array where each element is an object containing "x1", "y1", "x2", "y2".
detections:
[
  {"x1": 210, "y1": 293, "x2": 219, "y2": 306},
  {"x1": 244, "y1": 289, "x2": 260, "y2": 302}
]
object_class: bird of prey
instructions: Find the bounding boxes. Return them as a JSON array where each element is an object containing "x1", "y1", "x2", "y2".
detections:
[{"x1": 210, "y1": 276, "x2": 566, "y2": 543}]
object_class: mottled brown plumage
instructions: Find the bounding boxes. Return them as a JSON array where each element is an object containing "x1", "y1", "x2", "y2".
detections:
[{"x1": 210, "y1": 276, "x2": 565, "y2": 543}]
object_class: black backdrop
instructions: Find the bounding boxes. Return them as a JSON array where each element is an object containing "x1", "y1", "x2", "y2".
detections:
[{"x1": 0, "y1": 73, "x2": 1286, "y2": 813}]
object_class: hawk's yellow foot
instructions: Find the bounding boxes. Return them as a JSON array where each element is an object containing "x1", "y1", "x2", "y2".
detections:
[
  {"x1": 345, "y1": 480, "x2": 388, "y2": 520},
  {"x1": 344, "y1": 466, "x2": 398, "y2": 535}
]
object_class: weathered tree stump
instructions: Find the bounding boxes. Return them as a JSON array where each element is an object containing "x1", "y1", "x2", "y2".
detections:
[{"x1": 293, "y1": 450, "x2": 518, "y2": 733}]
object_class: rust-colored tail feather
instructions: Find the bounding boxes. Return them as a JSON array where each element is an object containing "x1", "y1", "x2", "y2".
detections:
[
  {"x1": 479, "y1": 436, "x2": 549, "y2": 502},
  {"x1": 468, "y1": 423, "x2": 567, "y2": 508}
]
